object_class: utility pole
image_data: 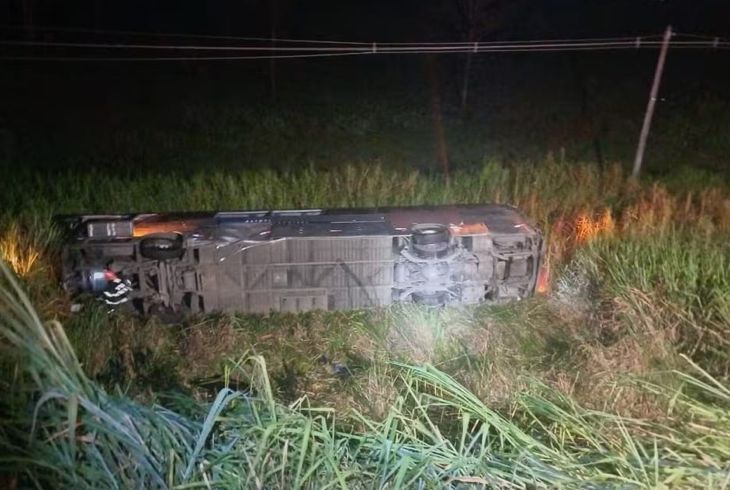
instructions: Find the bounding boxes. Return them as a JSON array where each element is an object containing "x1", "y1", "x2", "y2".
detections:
[{"x1": 632, "y1": 25, "x2": 672, "y2": 179}]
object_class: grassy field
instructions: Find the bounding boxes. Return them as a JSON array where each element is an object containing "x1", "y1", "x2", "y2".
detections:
[{"x1": 1, "y1": 158, "x2": 729, "y2": 488}]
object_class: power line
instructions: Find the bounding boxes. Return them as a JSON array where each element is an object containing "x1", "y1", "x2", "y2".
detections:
[
  {"x1": 0, "y1": 23, "x2": 676, "y2": 46},
  {"x1": 0, "y1": 40, "x2": 369, "y2": 51},
  {"x1": 2, "y1": 38, "x2": 724, "y2": 52},
  {"x1": 377, "y1": 35, "x2": 666, "y2": 46},
  {"x1": 1, "y1": 32, "x2": 727, "y2": 62},
  {"x1": 2, "y1": 23, "x2": 727, "y2": 47},
  {"x1": 2, "y1": 36, "x2": 697, "y2": 51},
  {"x1": 3, "y1": 44, "x2": 729, "y2": 62},
  {"x1": 0, "y1": 24, "x2": 371, "y2": 45},
  {"x1": 674, "y1": 32, "x2": 724, "y2": 40},
  {"x1": 0, "y1": 51, "x2": 374, "y2": 62}
]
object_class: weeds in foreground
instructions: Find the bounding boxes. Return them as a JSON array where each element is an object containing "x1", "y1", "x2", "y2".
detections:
[{"x1": 2, "y1": 261, "x2": 730, "y2": 488}]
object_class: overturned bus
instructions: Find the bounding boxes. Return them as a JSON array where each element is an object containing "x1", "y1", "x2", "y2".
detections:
[{"x1": 60, "y1": 204, "x2": 544, "y2": 315}]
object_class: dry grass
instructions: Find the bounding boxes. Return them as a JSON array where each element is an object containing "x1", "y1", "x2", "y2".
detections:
[
  {"x1": 0, "y1": 223, "x2": 41, "y2": 278},
  {"x1": 181, "y1": 318, "x2": 241, "y2": 380},
  {"x1": 354, "y1": 364, "x2": 400, "y2": 420}
]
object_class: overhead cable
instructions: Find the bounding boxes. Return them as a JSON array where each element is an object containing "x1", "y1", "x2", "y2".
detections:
[
  {"x1": 0, "y1": 24, "x2": 371, "y2": 45},
  {"x1": 2, "y1": 38, "x2": 726, "y2": 52},
  {"x1": 1, "y1": 31, "x2": 728, "y2": 62}
]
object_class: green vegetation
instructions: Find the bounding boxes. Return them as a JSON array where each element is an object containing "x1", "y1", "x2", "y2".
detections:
[{"x1": 1, "y1": 160, "x2": 729, "y2": 487}]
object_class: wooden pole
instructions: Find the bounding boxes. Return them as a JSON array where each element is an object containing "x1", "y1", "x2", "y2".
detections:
[{"x1": 632, "y1": 25, "x2": 672, "y2": 179}]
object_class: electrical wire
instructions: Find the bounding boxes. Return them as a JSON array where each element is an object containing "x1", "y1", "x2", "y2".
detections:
[
  {"x1": 0, "y1": 51, "x2": 374, "y2": 62},
  {"x1": 1, "y1": 31, "x2": 727, "y2": 62},
  {"x1": 1, "y1": 37, "x2": 678, "y2": 51},
  {"x1": 376, "y1": 35, "x2": 665, "y2": 46},
  {"x1": 0, "y1": 24, "x2": 675, "y2": 46},
  {"x1": 0, "y1": 23, "x2": 371, "y2": 45},
  {"x1": 674, "y1": 32, "x2": 729, "y2": 40},
  {"x1": 0, "y1": 38, "x2": 703, "y2": 52},
  {"x1": 379, "y1": 43, "x2": 730, "y2": 54},
  {"x1": 4, "y1": 45, "x2": 729, "y2": 62},
  {"x1": 0, "y1": 40, "x2": 372, "y2": 51},
  {"x1": 1, "y1": 23, "x2": 726, "y2": 47}
]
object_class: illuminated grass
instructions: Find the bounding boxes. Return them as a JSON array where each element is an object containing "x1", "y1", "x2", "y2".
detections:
[
  {"x1": 0, "y1": 223, "x2": 40, "y2": 278},
  {"x1": 1, "y1": 160, "x2": 729, "y2": 487},
  {"x1": 2, "y1": 261, "x2": 730, "y2": 488}
]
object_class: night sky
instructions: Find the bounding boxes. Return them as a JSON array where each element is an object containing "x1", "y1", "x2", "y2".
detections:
[{"x1": 4, "y1": 1, "x2": 730, "y2": 41}]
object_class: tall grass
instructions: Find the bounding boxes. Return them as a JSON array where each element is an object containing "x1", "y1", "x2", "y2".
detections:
[
  {"x1": 2, "y1": 160, "x2": 727, "y2": 285},
  {"x1": 567, "y1": 234, "x2": 730, "y2": 374},
  {"x1": 2, "y1": 261, "x2": 730, "y2": 488},
  {"x1": 2, "y1": 160, "x2": 724, "y2": 221},
  {"x1": 1, "y1": 160, "x2": 730, "y2": 487}
]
